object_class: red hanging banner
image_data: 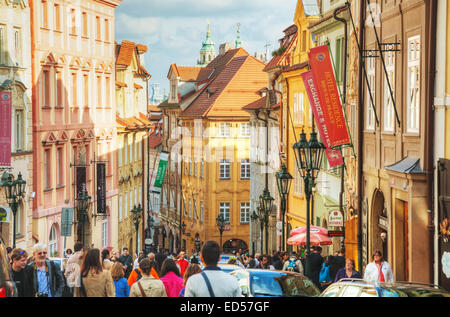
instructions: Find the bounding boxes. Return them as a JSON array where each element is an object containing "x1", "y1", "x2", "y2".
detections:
[
  {"x1": 0, "y1": 92, "x2": 11, "y2": 166},
  {"x1": 302, "y1": 70, "x2": 343, "y2": 168},
  {"x1": 308, "y1": 45, "x2": 350, "y2": 147}
]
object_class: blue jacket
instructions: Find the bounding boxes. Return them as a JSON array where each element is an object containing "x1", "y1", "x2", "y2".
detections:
[{"x1": 114, "y1": 277, "x2": 130, "y2": 297}]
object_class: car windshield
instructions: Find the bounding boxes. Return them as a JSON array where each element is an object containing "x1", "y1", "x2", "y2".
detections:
[
  {"x1": 251, "y1": 272, "x2": 320, "y2": 297},
  {"x1": 380, "y1": 287, "x2": 450, "y2": 297}
]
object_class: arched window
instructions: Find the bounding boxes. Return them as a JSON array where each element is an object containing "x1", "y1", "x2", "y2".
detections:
[{"x1": 49, "y1": 224, "x2": 58, "y2": 257}]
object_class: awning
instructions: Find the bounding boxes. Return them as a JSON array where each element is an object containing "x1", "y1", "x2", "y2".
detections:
[{"x1": 385, "y1": 156, "x2": 424, "y2": 174}]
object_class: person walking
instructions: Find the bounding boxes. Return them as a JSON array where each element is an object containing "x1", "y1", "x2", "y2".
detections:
[
  {"x1": 129, "y1": 259, "x2": 167, "y2": 297},
  {"x1": 110, "y1": 262, "x2": 130, "y2": 297},
  {"x1": 102, "y1": 248, "x2": 113, "y2": 271},
  {"x1": 334, "y1": 258, "x2": 362, "y2": 282},
  {"x1": 256, "y1": 255, "x2": 275, "y2": 270},
  {"x1": 329, "y1": 249, "x2": 346, "y2": 282},
  {"x1": 272, "y1": 252, "x2": 283, "y2": 270},
  {"x1": 178, "y1": 264, "x2": 202, "y2": 297},
  {"x1": 134, "y1": 251, "x2": 144, "y2": 269},
  {"x1": 10, "y1": 249, "x2": 33, "y2": 297},
  {"x1": 27, "y1": 243, "x2": 65, "y2": 297},
  {"x1": 363, "y1": 250, "x2": 394, "y2": 283},
  {"x1": 176, "y1": 251, "x2": 189, "y2": 277},
  {"x1": 128, "y1": 254, "x2": 159, "y2": 287},
  {"x1": 64, "y1": 242, "x2": 84, "y2": 296},
  {"x1": 159, "y1": 258, "x2": 184, "y2": 297},
  {"x1": 118, "y1": 247, "x2": 133, "y2": 279},
  {"x1": 184, "y1": 241, "x2": 241, "y2": 297},
  {"x1": 282, "y1": 253, "x2": 304, "y2": 274},
  {"x1": 76, "y1": 248, "x2": 115, "y2": 297},
  {"x1": 307, "y1": 246, "x2": 324, "y2": 290}
]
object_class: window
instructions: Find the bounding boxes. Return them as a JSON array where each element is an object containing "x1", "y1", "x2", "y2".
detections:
[
  {"x1": 183, "y1": 198, "x2": 186, "y2": 217},
  {"x1": 56, "y1": 71, "x2": 63, "y2": 107},
  {"x1": 240, "y1": 159, "x2": 250, "y2": 179},
  {"x1": 54, "y1": 4, "x2": 61, "y2": 31},
  {"x1": 294, "y1": 93, "x2": 304, "y2": 124},
  {"x1": 102, "y1": 218, "x2": 108, "y2": 249},
  {"x1": 13, "y1": 28, "x2": 21, "y2": 65},
  {"x1": 124, "y1": 135, "x2": 128, "y2": 164},
  {"x1": 105, "y1": 77, "x2": 110, "y2": 108},
  {"x1": 96, "y1": 16, "x2": 101, "y2": 41},
  {"x1": 133, "y1": 135, "x2": 137, "y2": 161},
  {"x1": 194, "y1": 162, "x2": 197, "y2": 177},
  {"x1": 128, "y1": 137, "x2": 132, "y2": 163},
  {"x1": 70, "y1": 9, "x2": 76, "y2": 35},
  {"x1": 384, "y1": 50, "x2": 395, "y2": 132},
  {"x1": 84, "y1": 74, "x2": 89, "y2": 106},
  {"x1": 302, "y1": 30, "x2": 307, "y2": 51},
  {"x1": 0, "y1": 25, "x2": 4, "y2": 64},
  {"x1": 129, "y1": 190, "x2": 133, "y2": 216},
  {"x1": 14, "y1": 110, "x2": 23, "y2": 151},
  {"x1": 48, "y1": 225, "x2": 57, "y2": 257},
  {"x1": 219, "y1": 202, "x2": 230, "y2": 224},
  {"x1": 188, "y1": 198, "x2": 192, "y2": 219},
  {"x1": 407, "y1": 35, "x2": 420, "y2": 133},
  {"x1": 200, "y1": 201, "x2": 204, "y2": 223},
  {"x1": 82, "y1": 12, "x2": 88, "y2": 37},
  {"x1": 43, "y1": 69, "x2": 50, "y2": 107},
  {"x1": 200, "y1": 160, "x2": 204, "y2": 178},
  {"x1": 72, "y1": 73, "x2": 77, "y2": 106},
  {"x1": 134, "y1": 188, "x2": 137, "y2": 207},
  {"x1": 366, "y1": 56, "x2": 375, "y2": 130},
  {"x1": 42, "y1": 1, "x2": 48, "y2": 29},
  {"x1": 293, "y1": 165, "x2": 303, "y2": 196},
  {"x1": 193, "y1": 199, "x2": 197, "y2": 220},
  {"x1": 219, "y1": 159, "x2": 230, "y2": 179},
  {"x1": 240, "y1": 123, "x2": 250, "y2": 137},
  {"x1": 124, "y1": 192, "x2": 128, "y2": 218},
  {"x1": 218, "y1": 122, "x2": 231, "y2": 137},
  {"x1": 44, "y1": 149, "x2": 51, "y2": 188},
  {"x1": 104, "y1": 19, "x2": 110, "y2": 42},
  {"x1": 240, "y1": 202, "x2": 250, "y2": 224},
  {"x1": 56, "y1": 147, "x2": 63, "y2": 186},
  {"x1": 97, "y1": 76, "x2": 102, "y2": 106},
  {"x1": 139, "y1": 186, "x2": 142, "y2": 205},
  {"x1": 119, "y1": 195, "x2": 123, "y2": 220},
  {"x1": 336, "y1": 37, "x2": 345, "y2": 84}
]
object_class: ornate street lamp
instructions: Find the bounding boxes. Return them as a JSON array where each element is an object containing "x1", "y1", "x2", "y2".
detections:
[
  {"x1": 181, "y1": 221, "x2": 186, "y2": 234},
  {"x1": 216, "y1": 214, "x2": 225, "y2": 252},
  {"x1": 275, "y1": 164, "x2": 293, "y2": 251},
  {"x1": 293, "y1": 130, "x2": 325, "y2": 277},
  {"x1": 259, "y1": 188, "x2": 274, "y2": 254},
  {"x1": 131, "y1": 204, "x2": 143, "y2": 254},
  {"x1": 1, "y1": 172, "x2": 26, "y2": 248},
  {"x1": 76, "y1": 187, "x2": 91, "y2": 246},
  {"x1": 250, "y1": 210, "x2": 259, "y2": 253}
]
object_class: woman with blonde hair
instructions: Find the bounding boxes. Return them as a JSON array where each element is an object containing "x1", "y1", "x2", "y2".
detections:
[
  {"x1": 178, "y1": 263, "x2": 202, "y2": 297},
  {"x1": 110, "y1": 262, "x2": 129, "y2": 297}
]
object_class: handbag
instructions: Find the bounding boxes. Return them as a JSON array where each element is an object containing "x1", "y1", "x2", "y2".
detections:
[{"x1": 319, "y1": 263, "x2": 331, "y2": 283}]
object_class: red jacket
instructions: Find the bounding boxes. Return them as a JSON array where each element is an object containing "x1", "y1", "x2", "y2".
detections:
[{"x1": 176, "y1": 258, "x2": 189, "y2": 277}]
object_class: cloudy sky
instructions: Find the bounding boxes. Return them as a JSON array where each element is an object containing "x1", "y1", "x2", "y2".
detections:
[{"x1": 115, "y1": 0, "x2": 298, "y2": 99}]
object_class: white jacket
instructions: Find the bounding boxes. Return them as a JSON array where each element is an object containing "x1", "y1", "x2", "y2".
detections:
[
  {"x1": 64, "y1": 251, "x2": 83, "y2": 287},
  {"x1": 363, "y1": 261, "x2": 394, "y2": 283}
]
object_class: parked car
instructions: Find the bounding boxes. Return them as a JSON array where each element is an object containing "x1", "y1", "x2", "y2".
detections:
[
  {"x1": 0, "y1": 238, "x2": 17, "y2": 297},
  {"x1": 320, "y1": 278, "x2": 450, "y2": 297},
  {"x1": 218, "y1": 254, "x2": 244, "y2": 268},
  {"x1": 230, "y1": 269, "x2": 321, "y2": 297},
  {"x1": 217, "y1": 264, "x2": 243, "y2": 274}
]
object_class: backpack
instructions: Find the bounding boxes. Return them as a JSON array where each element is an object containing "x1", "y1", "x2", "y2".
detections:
[
  {"x1": 286, "y1": 259, "x2": 297, "y2": 272},
  {"x1": 319, "y1": 263, "x2": 331, "y2": 283}
]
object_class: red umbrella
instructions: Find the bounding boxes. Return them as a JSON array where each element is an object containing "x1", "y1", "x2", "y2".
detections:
[
  {"x1": 287, "y1": 231, "x2": 332, "y2": 246},
  {"x1": 289, "y1": 226, "x2": 328, "y2": 237}
]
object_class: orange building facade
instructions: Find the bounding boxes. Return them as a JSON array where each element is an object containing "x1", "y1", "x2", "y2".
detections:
[{"x1": 30, "y1": 0, "x2": 121, "y2": 254}]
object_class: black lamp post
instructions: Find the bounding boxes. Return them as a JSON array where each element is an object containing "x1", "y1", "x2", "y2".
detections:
[
  {"x1": 131, "y1": 204, "x2": 143, "y2": 254},
  {"x1": 75, "y1": 187, "x2": 91, "y2": 247},
  {"x1": 293, "y1": 130, "x2": 325, "y2": 277},
  {"x1": 250, "y1": 210, "x2": 259, "y2": 253},
  {"x1": 216, "y1": 214, "x2": 225, "y2": 252},
  {"x1": 259, "y1": 188, "x2": 274, "y2": 254},
  {"x1": 1, "y1": 172, "x2": 26, "y2": 249},
  {"x1": 275, "y1": 164, "x2": 293, "y2": 252}
]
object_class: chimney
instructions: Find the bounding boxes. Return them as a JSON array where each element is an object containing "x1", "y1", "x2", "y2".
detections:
[{"x1": 219, "y1": 42, "x2": 233, "y2": 55}]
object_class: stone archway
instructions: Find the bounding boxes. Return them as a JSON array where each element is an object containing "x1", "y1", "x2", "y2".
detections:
[{"x1": 370, "y1": 189, "x2": 387, "y2": 260}]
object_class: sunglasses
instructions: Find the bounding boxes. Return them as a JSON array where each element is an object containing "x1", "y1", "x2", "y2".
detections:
[{"x1": 12, "y1": 250, "x2": 26, "y2": 260}]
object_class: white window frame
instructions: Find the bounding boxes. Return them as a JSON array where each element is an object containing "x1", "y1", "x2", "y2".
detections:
[
  {"x1": 188, "y1": 198, "x2": 192, "y2": 219},
  {"x1": 218, "y1": 122, "x2": 231, "y2": 137},
  {"x1": 240, "y1": 159, "x2": 250, "y2": 179},
  {"x1": 366, "y1": 57, "x2": 376, "y2": 130},
  {"x1": 219, "y1": 202, "x2": 230, "y2": 224},
  {"x1": 384, "y1": 50, "x2": 395, "y2": 132},
  {"x1": 240, "y1": 123, "x2": 250, "y2": 137},
  {"x1": 49, "y1": 225, "x2": 58, "y2": 257},
  {"x1": 200, "y1": 201, "x2": 204, "y2": 224},
  {"x1": 124, "y1": 193, "x2": 128, "y2": 218},
  {"x1": 240, "y1": 202, "x2": 250, "y2": 224},
  {"x1": 193, "y1": 199, "x2": 197, "y2": 220},
  {"x1": 406, "y1": 35, "x2": 420, "y2": 133},
  {"x1": 102, "y1": 218, "x2": 108, "y2": 249},
  {"x1": 219, "y1": 159, "x2": 230, "y2": 179},
  {"x1": 294, "y1": 93, "x2": 304, "y2": 124},
  {"x1": 119, "y1": 195, "x2": 123, "y2": 221}
]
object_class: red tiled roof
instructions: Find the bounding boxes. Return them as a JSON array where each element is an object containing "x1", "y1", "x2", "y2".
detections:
[
  {"x1": 137, "y1": 65, "x2": 151, "y2": 77},
  {"x1": 137, "y1": 44, "x2": 148, "y2": 52},
  {"x1": 149, "y1": 136, "x2": 162, "y2": 148},
  {"x1": 264, "y1": 32, "x2": 298, "y2": 72},
  {"x1": 169, "y1": 65, "x2": 214, "y2": 82},
  {"x1": 138, "y1": 112, "x2": 152, "y2": 125},
  {"x1": 116, "y1": 40, "x2": 136, "y2": 66},
  {"x1": 206, "y1": 48, "x2": 249, "y2": 78},
  {"x1": 242, "y1": 96, "x2": 266, "y2": 110}
]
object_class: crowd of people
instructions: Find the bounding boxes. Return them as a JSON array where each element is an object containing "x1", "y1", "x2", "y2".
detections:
[{"x1": 5, "y1": 242, "x2": 394, "y2": 297}]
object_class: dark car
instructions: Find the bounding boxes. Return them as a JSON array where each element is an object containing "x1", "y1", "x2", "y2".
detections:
[
  {"x1": 0, "y1": 238, "x2": 17, "y2": 297},
  {"x1": 230, "y1": 269, "x2": 321, "y2": 297},
  {"x1": 320, "y1": 278, "x2": 450, "y2": 297}
]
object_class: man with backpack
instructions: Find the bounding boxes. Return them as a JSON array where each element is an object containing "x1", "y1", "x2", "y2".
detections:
[
  {"x1": 127, "y1": 254, "x2": 159, "y2": 287},
  {"x1": 282, "y1": 253, "x2": 304, "y2": 274}
]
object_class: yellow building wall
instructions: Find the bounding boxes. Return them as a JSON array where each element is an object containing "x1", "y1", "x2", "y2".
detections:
[{"x1": 447, "y1": 6, "x2": 450, "y2": 159}]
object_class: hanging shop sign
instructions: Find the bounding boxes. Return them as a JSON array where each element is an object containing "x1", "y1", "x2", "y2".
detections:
[
  {"x1": 328, "y1": 210, "x2": 344, "y2": 227},
  {"x1": 302, "y1": 70, "x2": 343, "y2": 167},
  {"x1": 378, "y1": 215, "x2": 389, "y2": 231},
  {"x1": 0, "y1": 92, "x2": 11, "y2": 166},
  {"x1": 152, "y1": 151, "x2": 169, "y2": 192},
  {"x1": 97, "y1": 163, "x2": 106, "y2": 214},
  {"x1": 0, "y1": 206, "x2": 10, "y2": 222},
  {"x1": 308, "y1": 45, "x2": 350, "y2": 148},
  {"x1": 61, "y1": 208, "x2": 73, "y2": 237}
]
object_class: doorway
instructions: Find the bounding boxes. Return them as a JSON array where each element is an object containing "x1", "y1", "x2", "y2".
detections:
[{"x1": 394, "y1": 199, "x2": 409, "y2": 281}]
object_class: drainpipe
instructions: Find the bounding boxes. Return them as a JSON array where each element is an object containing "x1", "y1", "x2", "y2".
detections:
[
  {"x1": 427, "y1": 0, "x2": 438, "y2": 284},
  {"x1": 334, "y1": 2, "x2": 350, "y2": 253},
  {"x1": 357, "y1": 0, "x2": 366, "y2": 271}
]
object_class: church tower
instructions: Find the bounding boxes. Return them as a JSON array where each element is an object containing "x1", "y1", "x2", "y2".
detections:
[
  {"x1": 235, "y1": 23, "x2": 243, "y2": 48},
  {"x1": 198, "y1": 20, "x2": 216, "y2": 67}
]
